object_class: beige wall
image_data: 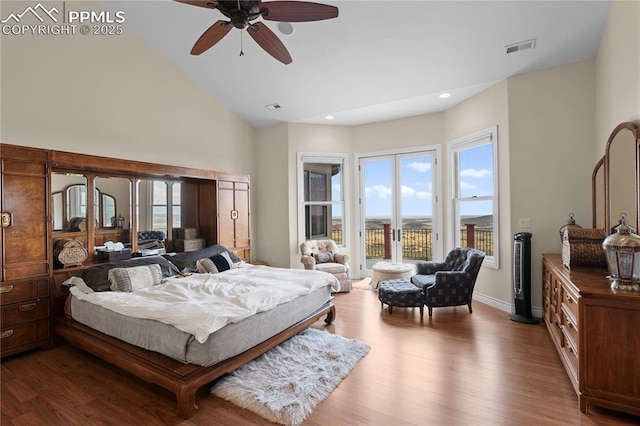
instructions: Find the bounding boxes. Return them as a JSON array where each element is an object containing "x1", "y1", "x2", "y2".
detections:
[
  {"x1": 595, "y1": 0, "x2": 640, "y2": 157},
  {"x1": 0, "y1": 3, "x2": 254, "y2": 173},
  {"x1": 507, "y1": 61, "x2": 596, "y2": 309},
  {"x1": 253, "y1": 123, "x2": 291, "y2": 266}
]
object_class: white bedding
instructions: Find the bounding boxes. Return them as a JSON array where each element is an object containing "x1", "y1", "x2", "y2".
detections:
[{"x1": 68, "y1": 265, "x2": 340, "y2": 343}]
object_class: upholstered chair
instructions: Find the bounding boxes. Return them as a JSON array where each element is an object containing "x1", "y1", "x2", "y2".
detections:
[
  {"x1": 300, "y1": 239, "x2": 352, "y2": 292},
  {"x1": 411, "y1": 248, "x2": 485, "y2": 317}
]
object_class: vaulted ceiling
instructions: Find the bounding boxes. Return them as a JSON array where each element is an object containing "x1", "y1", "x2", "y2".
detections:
[{"x1": 107, "y1": 0, "x2": 612, "y2": 128}]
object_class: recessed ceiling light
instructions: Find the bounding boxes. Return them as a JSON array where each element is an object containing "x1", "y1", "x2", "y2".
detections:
[
  {"x1": 438, "y1": 92, "x2": 451, "y2": 99},
  {"x1": 325, "y1": 115, "x2": 335, "y2": 120}
]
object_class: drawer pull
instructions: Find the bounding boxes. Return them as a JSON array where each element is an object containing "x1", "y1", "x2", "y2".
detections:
[
  {"x1": 19, "y1": 303, "x2": 37, "y2": 311},
  {"x1": 1, "y1": 330, "x2": 14, "y2": 338},
  {"x1": 566, "y1": 294, "x2": 575, "y2": 304},
  {"x1": 0, "y1": 285, "x2": 14, "y2": 294},
  {"x1": 566, "y1": 318, "x2": 574, "y2": 329},
  {"x1": 567, "y1": 345, "x2": 574, "y2": 354}
]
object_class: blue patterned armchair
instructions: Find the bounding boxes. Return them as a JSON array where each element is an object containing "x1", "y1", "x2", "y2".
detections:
[{"x1": 411, "y1": 248, "x2": 485, "y2": 317}]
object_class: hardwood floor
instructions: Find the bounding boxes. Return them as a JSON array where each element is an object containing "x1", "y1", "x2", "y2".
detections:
[{"x1": 2, "y1": 282, "x2": 639, "y2": 425}]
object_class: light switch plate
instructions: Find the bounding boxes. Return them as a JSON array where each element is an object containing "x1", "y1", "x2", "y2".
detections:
[{"x1": 519, "y1": 218, "x2": 532, "y2": 228}]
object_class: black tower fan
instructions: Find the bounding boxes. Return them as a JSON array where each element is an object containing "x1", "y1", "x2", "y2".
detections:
[{"x1": 509, "y1": 232, "x2": 540, "y2": 324}]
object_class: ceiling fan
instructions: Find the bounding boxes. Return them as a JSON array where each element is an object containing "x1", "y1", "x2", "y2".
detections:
[{"x1": 175, "y1": 1, "x2": 339, "y2": 64}]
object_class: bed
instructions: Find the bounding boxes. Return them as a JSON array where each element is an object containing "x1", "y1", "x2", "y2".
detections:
[{"x1": 55, "y1": 245, "x2": 338, "y2": 418}]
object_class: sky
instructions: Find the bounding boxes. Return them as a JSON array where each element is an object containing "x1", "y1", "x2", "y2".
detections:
[{"x1": 363, "y1": 143, "x2": 494, "y2": 218}]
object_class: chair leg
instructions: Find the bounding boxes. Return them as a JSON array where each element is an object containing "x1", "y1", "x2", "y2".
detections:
[
  {"x1": 388, "y1": 305, "x2": 393, "y2": 314},
  {"x1": 419, "y1": 305, "x2": 424, "y2": 317},
  {"x1": 428, "y1": 306, "x2": 433, "y2": 317},
  {"x1": 468, "y1": 301, "x2": 473, "y2": 314}
]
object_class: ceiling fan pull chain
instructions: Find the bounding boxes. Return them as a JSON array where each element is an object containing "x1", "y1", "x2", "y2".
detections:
[{"x1": 239, "y1": 30, "x2": 245, "y2": 57}]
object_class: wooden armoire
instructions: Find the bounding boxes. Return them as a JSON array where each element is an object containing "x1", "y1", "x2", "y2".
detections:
[{"x1": 1, "y1": 145, "x2": 52, "y2": 357}]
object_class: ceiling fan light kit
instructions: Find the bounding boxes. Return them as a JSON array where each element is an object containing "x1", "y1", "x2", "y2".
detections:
[{"x1": 176, "y1": 0, "x2": 339, "y2": 64}]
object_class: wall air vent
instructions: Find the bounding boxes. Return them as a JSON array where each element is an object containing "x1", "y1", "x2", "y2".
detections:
[{"x1": 505, "y1": 38, "x2": 536, "y2": 54}]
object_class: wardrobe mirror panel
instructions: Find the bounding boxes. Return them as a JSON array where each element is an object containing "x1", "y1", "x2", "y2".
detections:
[
  {"x1": 51, "y1": 172, "x2": 88, "y2": 232},
  {"x1": 94, "y1": 176, "x2": 131, "y2": 246}
]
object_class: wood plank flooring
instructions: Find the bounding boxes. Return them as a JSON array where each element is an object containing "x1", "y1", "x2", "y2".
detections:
[{"x1": 2, "y1": 282, "x2": 639, "y2": 425}]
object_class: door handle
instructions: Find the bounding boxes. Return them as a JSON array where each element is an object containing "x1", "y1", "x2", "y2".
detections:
[{"x1": 398, "y1": 229, "x2": 402, "y2": 242}]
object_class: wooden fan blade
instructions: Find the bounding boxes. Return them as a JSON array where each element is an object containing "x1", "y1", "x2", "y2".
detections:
[
  {"x1": 261, "y1": 1, "x2": 338, "y2": 22},
  {"x1": 247, "y1": 22, "x2": 292, "y2": 65},
  {"x1": 174, "y1": 0, "x2": 218, "y2": 10},
  {"x1": 191, "y1": 20, "x2": 232, "y2": 55}
]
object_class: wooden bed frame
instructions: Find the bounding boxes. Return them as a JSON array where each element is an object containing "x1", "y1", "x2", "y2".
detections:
[{"x1": 55, "y1": 301, "x2": 336, "y2": 418}]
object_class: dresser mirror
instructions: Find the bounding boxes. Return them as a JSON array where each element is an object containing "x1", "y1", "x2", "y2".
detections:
[
  {"x1": 592, "y1": 157, "x2": 604, "y2": 229},
  {"x1": 603, "y1": 122, "x2": 640, "y2": 235},
  {"x1": 51, "y1": 172, "x2": 88, "y2": 232}
]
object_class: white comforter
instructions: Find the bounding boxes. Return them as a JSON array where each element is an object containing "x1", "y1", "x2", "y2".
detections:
[{"x1": 69, "y1": 265, "x2": 340, "y2": 343}]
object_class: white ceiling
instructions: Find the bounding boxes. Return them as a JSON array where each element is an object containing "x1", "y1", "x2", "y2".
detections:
[{"x1": 103, "y1": 0, "x2": 612, "y2": 128}]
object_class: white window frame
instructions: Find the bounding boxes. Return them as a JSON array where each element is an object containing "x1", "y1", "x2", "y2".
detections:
[
  {"x1": 297, "y1": 152, "x2": 349, "y2": 250},
  {"x1": 448, "y1": 126, "x2": 499, "y2": 269}
]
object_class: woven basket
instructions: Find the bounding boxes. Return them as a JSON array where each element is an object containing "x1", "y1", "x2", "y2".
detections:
[
  {"x1": 174, "y1": 238, "x2": 205, "y2": 252},
  {"x1": 173, "y1": 227, "x2": 199, "y2": 240},
  {"x1": 562, "y1": 228, "x2": 607, "y2": 269},
  {"x1": 54, "y1": 238, "x2": 88, "y2": 267}
]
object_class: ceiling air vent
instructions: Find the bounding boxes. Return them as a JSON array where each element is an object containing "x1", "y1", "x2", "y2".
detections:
[
  {"x1": 505, "y1": 38, "x2": 536, "y2": 54},
  {"x1": 265, "y1": 103, "x2": 282, "y2": 110}
]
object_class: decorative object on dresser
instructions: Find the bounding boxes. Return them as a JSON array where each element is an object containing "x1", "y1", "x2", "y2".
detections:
[
  {"x1": 53, "y1": 238, "x2": 89, "y2": 268},
  {"x1": 558, "y1": 213, "x2": 582, "y2": 241},
  {"x1": 602, "y1": 213, "x2": 640, "y2": 292},
  {"x1": 561, "y1": 228, "x2": 607, "y2": 270},
  {"x1": 211, "y1": 328, "x2": 369, "y2": 426}
]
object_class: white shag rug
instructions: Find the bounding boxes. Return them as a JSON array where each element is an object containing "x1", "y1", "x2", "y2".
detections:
[{"x1": 211, "y1": 328, "x2": 370, "y2": 426}]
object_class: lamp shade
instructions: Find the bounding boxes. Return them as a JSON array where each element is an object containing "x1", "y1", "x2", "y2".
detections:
[{"x1": 602, "y1": 213, "x2": 640, "y2": 291}]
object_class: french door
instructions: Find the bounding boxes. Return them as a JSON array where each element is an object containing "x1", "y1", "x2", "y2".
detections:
[{"x1": 358, "y1": 149, "x2": 440, "y2": 275}]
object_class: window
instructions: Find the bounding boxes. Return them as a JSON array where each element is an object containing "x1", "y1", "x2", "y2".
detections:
[
  {"x1": 297, "y1": 153, "x2": 348, "y2": 248},
  {"x1": 449, "y1": 126, "x2": 498, "y2": 268}
]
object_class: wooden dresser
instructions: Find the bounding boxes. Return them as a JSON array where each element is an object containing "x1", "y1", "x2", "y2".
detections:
[{"x1": 542, "y1": 254, "x2": 640, "y2": 417}]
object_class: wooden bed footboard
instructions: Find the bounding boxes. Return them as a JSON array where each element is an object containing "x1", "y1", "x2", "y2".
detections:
[{"x1": 55, "y1": 301, "x2": 336, "y2": 418}]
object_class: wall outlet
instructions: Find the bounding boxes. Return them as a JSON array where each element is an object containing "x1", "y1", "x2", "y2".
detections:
[{"x1": 519, "y1": 218, "x2": 532, "y2": 228}]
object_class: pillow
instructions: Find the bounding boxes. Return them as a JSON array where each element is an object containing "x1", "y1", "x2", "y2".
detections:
[
  {"x1": 75, "y1": 256, "x2": 180, "y2": 292},
  {"x1": 195, "y1": 252, "x2": 235, "y2": 274},
  {"x1": 163, "y1": 245, "x2": 241, "y2": 272},
  {"x1": 108, "y1": 264, "x2": 163, "y2": 292},
  {"x1": 314, "y1": 252, "x2": 334, "y2": 263}
]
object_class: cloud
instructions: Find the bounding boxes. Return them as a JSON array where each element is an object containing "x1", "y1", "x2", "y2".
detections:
[
  {"x1": 416, "y1": 191, "x2": 431, "y2": 199},
  {"x1": 460, "y1": 181, "x2": 476, "y2": 190},
  {"x1": 407, "y1": 161, "x2": 431, "y2": 173},
  {"x1": 461, "y1": 168, "x2": 491, "y2": 179},
  {"x1": 365, "y1": 185, "x2": 391, "y2": 199},
  {"x1": 401, "y1": 185, "x2": 416, "y2": 197}
]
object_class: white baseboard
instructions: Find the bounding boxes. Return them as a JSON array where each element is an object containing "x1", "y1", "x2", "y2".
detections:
[{"x1": 473, "y1": 292, "x2": 543, "y2": 319}]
